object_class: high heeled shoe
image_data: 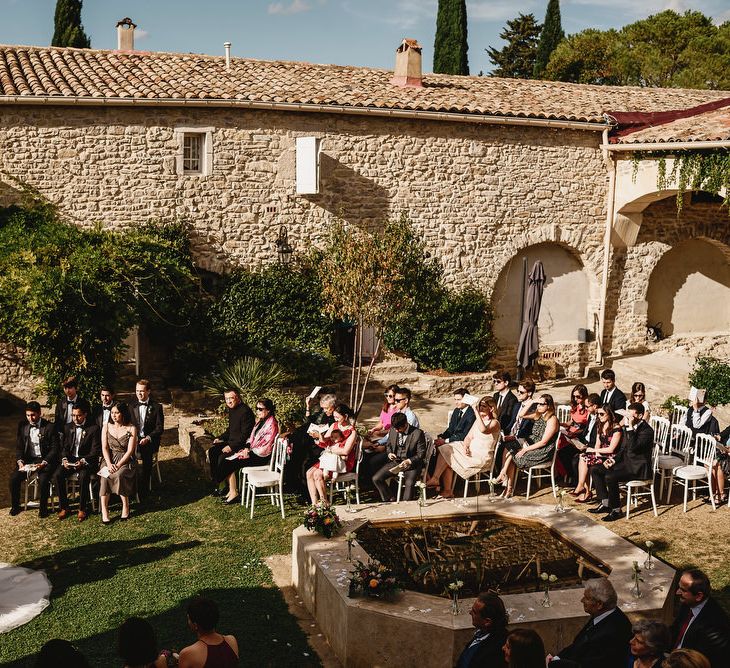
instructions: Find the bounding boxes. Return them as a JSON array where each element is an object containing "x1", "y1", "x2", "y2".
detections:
[{"x1": 575, "y1": 491, "x2": 593, "y2": 504}]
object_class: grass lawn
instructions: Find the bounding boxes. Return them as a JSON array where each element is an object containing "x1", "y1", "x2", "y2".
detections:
[{"x1": 0, "y1": 444, "x2": 319, "y2": 668}]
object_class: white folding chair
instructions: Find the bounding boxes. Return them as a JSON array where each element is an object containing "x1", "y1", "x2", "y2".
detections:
[
  {"x1": 66, "y1": 472, "x2": 97, "y2": 512},
  {"x1": 659, "y1": 425, "x2": 692, "y2": 501},
  {"x1": 447, "y1": 433, "x2": 502, "y2": 498},
  {"x1": 327, "y1": 437, "x2": 363, "y2": 505},
  {"x1": 239, "y1": 436, "x2": 283, "y2": 507},
  {"x1": 557, "y1": 404, "x2": 571, "y2": 424},
  {"x1": 396, "y1": 432, "x2": 435, "y2": 502},
  {"x1": 246, "y1": 438, "x2": 287, "y2": 519},
  {"x1": 649, "y1": 415, "x2": 670, "y2": 452},
  {"x1": 669, "y1": 434, "x2": 717, "y2": 512},
  {"x1": 671, "y1": 404, "x2": 688, "y2": 428},
  {"x1": 518, "y1": 443, "x2": 558, "y2": 500},
  {"x1": 622, "y1": 444, "x2": 660, "y2": 519},
  {"x1": 24, "y1": 471, "x2": 55, "y2": 511}
]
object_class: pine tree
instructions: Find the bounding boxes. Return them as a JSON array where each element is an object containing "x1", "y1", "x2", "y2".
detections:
[
  {"x1": 533, "y1": 0, "x2": 564, "y2": 78},
  {"x1": 433, "y1": 0, "x2": 469, "y2": 75},
  {"x1": 52, "y1": 0, "x2": 91, "y2": 49},
  {"x1": 487, "y1": 13, "x2": 542, "y2": 78}
]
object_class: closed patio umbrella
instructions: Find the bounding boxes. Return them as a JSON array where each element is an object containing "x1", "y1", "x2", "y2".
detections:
[{"x1": 516, "y1": 260, "x2": 546, "y2": 373}]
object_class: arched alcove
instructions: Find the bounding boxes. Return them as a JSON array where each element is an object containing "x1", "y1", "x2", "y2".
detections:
[
  {"x1": 646, "y1": 238, "x2": 730, "y2": 337},
  {"x1": 492, "y1": 243, "x2": 591, "y2": 346}
]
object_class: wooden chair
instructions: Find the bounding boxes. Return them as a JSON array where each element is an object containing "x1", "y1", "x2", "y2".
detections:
[
  {"x1": 622, "y1": 444, "x2": 660, "y2": 519},
  {"x1": 327, "y1": 437, "x2": 363, "y2": 505},
  {"x1": 396, "y1": 432, "x2": 435, "y2": 502},
  {"x1": 556, "y1": 404, "x2": 571, "y2": 425},
  {"x1": 245, "y1": 437, "x2": 287, "y2": 519},
  {"x1": 649, "y1": 415, "x2": 670, "y2": 452},
  {"x1": 517, "y1": 444, "x2": 558, "y2": 500},
  {"x1": 671, "y1": 404, "x2": 688, "y2": 428},
  {"x1": 668, "y1": 434, "x2": 717, "y2": 512},
  {"x1": 659, "y1": 425, "x2": 692, "y2": 501}
]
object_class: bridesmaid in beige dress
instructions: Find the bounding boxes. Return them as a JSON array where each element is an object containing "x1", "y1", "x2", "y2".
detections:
[
  {"x1": 99, "y1": 403, "x2": 138, "y2": 524},
  {"x1": 426, "y1": 397, "x2": 500, "y2": 498}
]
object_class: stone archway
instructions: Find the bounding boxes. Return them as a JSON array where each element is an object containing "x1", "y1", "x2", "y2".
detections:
[
  {"x1": 492, "y1": 242, "x2": 594, "y2": 347},
  {"x1": 646, "y1": 238, "x2": 730, "y2": 337}
]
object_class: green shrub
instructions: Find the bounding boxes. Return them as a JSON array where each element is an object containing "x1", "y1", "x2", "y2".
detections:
[
  {"x1": 202, "y1": 356, "x2": 291, "y2": 399},
  {"x1": 688, "y1": 356, "x2": 730, "y2": 406},
  {"x1": 659, "y1": 395, "x2": 689, "y2": 414}
]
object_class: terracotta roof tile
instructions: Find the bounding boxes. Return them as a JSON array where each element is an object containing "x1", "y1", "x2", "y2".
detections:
[
  {"x1": 615, "y1": 104, "x2": 730, "y2": 144},
  {"x1": 0, "y1": 44, "x2": 728, "y2": 124}
]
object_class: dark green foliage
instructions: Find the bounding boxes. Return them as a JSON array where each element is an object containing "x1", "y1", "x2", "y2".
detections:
[
  {"x1": 0, "y1": 200, "x2": 200, "y2": 399},
  {"x1": 543, "y1": 29, "x2": 624, "y2": 84},
  {"x1": 487, "y1": 13, "x2": 542, "y2": 78},
  {"x1": 533, "y1": 0, "x2": 564, "y2": 78},
  {"x1": 210, "y1": 261, "x2": 338, "y2": 385},
  {"x1": 689, "y1": 356, "x2": 730, "y2": 407},
  {"x1": 52, "y1": 0, "x2": 91, "y2": 48},
  {"x1": 433, "y1": 0, "x2": 469, "y2": 75}
]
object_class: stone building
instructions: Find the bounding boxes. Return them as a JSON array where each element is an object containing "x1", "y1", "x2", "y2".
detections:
[{"x1": 1, "y1": 27, "x2": 729, "y2": 399}]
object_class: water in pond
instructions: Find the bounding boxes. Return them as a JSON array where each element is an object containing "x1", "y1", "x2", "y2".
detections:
[{"x1": 354, "y1": 514, "x2": 606, "y2": 598}]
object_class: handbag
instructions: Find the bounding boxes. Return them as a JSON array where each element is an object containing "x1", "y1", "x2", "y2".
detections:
[{"x1": 319, "y1": 450, "x2": 347, "y2": 474}]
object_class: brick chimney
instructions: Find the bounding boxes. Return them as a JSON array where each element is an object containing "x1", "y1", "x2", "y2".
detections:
[
  {"x1": 116, "y1": 17, "x2": 136, "y2": 51},
  {"x1": 391, "y1": 39, "x2": 423, "y2": 88}
]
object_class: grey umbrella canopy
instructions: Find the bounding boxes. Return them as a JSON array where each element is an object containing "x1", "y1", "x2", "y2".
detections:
[{"x1": 516, "y1": 260, "x2": 546, "y2": 371}]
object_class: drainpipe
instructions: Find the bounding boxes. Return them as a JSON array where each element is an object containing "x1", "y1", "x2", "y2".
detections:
[
  {"x1": 597, "y1": 127, "x2": 617, "y2": 366},
  {"x1": 224, "y1": 42, "x2": 231, "y2": 71},
  {"x1": 603, "y1": 140, "x2": 730, "y2": 151}
]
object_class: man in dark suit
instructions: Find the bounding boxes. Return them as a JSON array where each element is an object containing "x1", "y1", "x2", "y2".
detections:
[
  {"x1": 372, "y1": 412, "x2": 426, "y2": 501},
  {"x1": 589, "y1": 402, "x2": 654, "y2": 522},
  {"x1": 130, "y1": 378, "x2": 164, "y2": 496},
  {"x1": 53, "y1": 376, "x2": 83, "y2": 436},
  {"x1": 557, "y1": 393, "x2": 601, "y2": 488},
  {"x1": 208, "y1": 389, "x2": 255, "y2": 495},
  {"x1": 547, "y1": 578, "x2": 632, "y2": 668},
  {"x1": 92, "y1": 386, "x2": 116, "y2": 429},
  {"x1": 599, "y1": 369, "x2": 627, "y2": 412},
  {"x1": 671, "y1": 569, "x2": 730, "y2": 668},
  {"x1": 54, "y1": 400, "x2": 100, "y2": 521},
  {"x1": 435, "y1": 388, "x2": 475, "y2": 446},
  {"x1": 10, "y1": 401, "x2": 59, "y2": 517},
  {"x1": 456, "y1": 592, "x2": 508, "y2": 668},
  {"x1": 492, "y1": 372, "x2": 518, "y2": 433}
]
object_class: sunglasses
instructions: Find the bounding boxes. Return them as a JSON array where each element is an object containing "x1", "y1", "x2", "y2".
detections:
[
  {"x1": 597, "y1": 411, "x2": 607, "y2": 416},
  {"x1": 537, "y1": 401, "x2": 547, "y2": 406},
  {"x1": 395, "y1": 397, "x2": 407, "y2": 402},
  {"x1": 384, "y1": 393, "x2": 395, "y2": 398},
  {"x1": 572, "y1": 394, "x2": 583, "y2": 399},
  {"x1": 517, "y1": 389, "x2": 527, "y2": 394},
  {"x1": 256, "y1": 406, "x2": 265, "y2": 411}
]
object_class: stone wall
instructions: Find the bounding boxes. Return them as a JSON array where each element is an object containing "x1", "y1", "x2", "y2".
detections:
[{"x1": 0, "y1": 343, "x2": 42, "y2": 404}]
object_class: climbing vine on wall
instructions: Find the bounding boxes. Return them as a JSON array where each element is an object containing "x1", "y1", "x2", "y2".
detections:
[{"x1": 631, "y1": 150, "x2": 730, "y2": 214}]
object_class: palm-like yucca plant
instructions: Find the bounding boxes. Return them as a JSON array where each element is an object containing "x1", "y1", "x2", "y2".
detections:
[{"x1": 202, "y1": 356, "x2": 290, "y2": 399}]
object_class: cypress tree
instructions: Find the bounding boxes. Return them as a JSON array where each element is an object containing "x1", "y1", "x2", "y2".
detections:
[
  {"x1": 52, "y1": 0, "x2": 91, "y2": 49},
  {"x1": 433, "y1": 0, "x2": 469, "y2": 75},
  {"x1": 533, "y1": 0, "x2": 564, "y2": 78}
]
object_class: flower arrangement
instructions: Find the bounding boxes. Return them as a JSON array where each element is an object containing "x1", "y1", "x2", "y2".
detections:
[
  {"x1": 348, "y1": 559, "x2": 400, "y2": 599},
  {"x1": 447, "y1": 579, "x2": 464, "y2": 615},
  {"x1": 414, "y1": 480, "x2": 427, "y2": 508},
  {"x1": 644, "y1": 540, "x2": 655, "y2": 570},
  {"x1": 345, "y1": 531, "x2": 357, "y2": 562},
  {"x1": 540, "y1": 572, "x2": 558, "y2": 607},
  {"x1": 632, "y1": 561, "x2": 644, "y2": 598},
  {"x1": 303, "y1": 502, "x2": 342, "y2": 538},
  {"x1": 553, "y1": 487, "x2": 567, "y2": 513},
  {"x1": 343, "y1": 484, "x2": 356, "y2": 513},
  {"x1": 488, "y1": 477, "x2": 500, "y2": 501}
]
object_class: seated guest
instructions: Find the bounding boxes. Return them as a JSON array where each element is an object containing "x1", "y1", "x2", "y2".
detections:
[
  {"x1": 456, "y1": 592, "x2": 508, "y2": 668},
  {"x1": 178, "y1": 596, "x2": 239, "y2": 668},
  {"x1": 505, "y1": 380, "x2": 538, "y2": 441},
  {"x1": 99, "y1": 403, "x2": 138, "y2": 523},
  {"x1": 573, "y1": 404, "x2": 623, "y2": 504},
  {"x1": 34, "y1": 639, "x2": 90, "y2": 668},
  {"x1": 54, "y1": 399, "x2": 100, "y2": 522},
  {"x1": 559, "y1": 392, "x2": 600, "y2": 490},
  {"x1": 306, "y1": 404, "x2": 357, "y2": 504},
  {"x1": 372, "y1": 412, "x2": 426, "y2": 502},
  {"x1": 117, "y1": 617, "x2": 167, "y2": 668},
  {"x1": 555, "y1": 384, "x2": 589, "y2": 484},
  {"x1": 588, "y1": 402, "x2": 653, "y2": 522},
  {"x1": 685, "y1": 394, "x2": 719, "y2": 439},
  {"x1": 54, "y1": 376, "x2": 83, "y2": 436},
  {"x1": 130, "y1": 379, "x2": 164, "y2": 497},
  {"x1": 208, "y1": 389, "x2": 255, "y2": 497},
  {"x1": 365, "y1": 384, "x2": 399, "y2": 444},
  {"x1": 630, "y1": 382, "x2": 652, "y2": 422},
  {"x1": 426, "y1": 397, "x2": 500, "y2": 498},
  {"x1": 712, "y1": 425, "x2": 730, "y2": 505},
  {"x1": 600, "y1": 369, "x2": 627, "y2": 412},
  {"x1": 394, "y1": 387, "x2": 420, "y2": 428},
  {"x1": 219, "y1": 398, "x2": 279, "y2": 505},
  {"x1": 663, "y1": 649, "x2": 711, "y2": 668},
  {"x1": 10, "y1": 401, "x2": 59, "y2": 518},
  {"x1": 671, "y1": 569, "x2": 730, "y2": 668},
  {"x1": 503, "y1": 629, "x2": 545, "y2": 668},
  {"x1": 498, "y1": 394, "x2": 559, "y2": 498},
  {"x1": 627, "y1": 620, "x2": 671, "y2": 668},
  {"x1": 93, "y1": 386, "x2": 116, "y2": 428},
  {"x1": 492, "y1": 372, "x2": 518, "y2": 433},
  {"x1": 547, "y1": 578, "x2": 632, "y2": 668},
  {"x1": 435, "y1": 388, "x2": 476, "y2": 447}
]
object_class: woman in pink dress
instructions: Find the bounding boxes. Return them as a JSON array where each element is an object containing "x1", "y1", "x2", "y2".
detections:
[{"x1": 365, "y1": 384, "x2": 398, "y2": 444}]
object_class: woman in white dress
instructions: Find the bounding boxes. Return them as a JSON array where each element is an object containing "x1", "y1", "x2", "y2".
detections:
[{"x1": 426, "y1": 397, "x2": 500, "y2": 498}]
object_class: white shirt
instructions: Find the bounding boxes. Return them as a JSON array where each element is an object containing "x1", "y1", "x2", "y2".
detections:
[
  {"x1": 603, "y1": 388, "x2": 615, "y2": 404},
  {"x1": 592, "y1": 608, "x2": 616, "y2": 626},
  {"x1": 29, "y1": 424, "x2": 41, "y2": 458},
  {"x1": 400, "y1": 407, "x2": 420, "y2": 429},
  {"x1": 102, "y1": 405, "x2": 112, "y2": 425},
  {"x1": 138, "y1": 403, "x2": 148, "y2": 436},
  {"x1": 691, "y1": 406, "x2": 712, "y2": 430},
  {"x1": 73, "y1": 425, "x2": 83, "y2": 458},
  {"x1": 65, "y1": 399, "x2": 75, "y2": 423}
]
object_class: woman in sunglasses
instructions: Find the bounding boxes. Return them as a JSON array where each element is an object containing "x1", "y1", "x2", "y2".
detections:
[
  {"x1": 630, "y1": 382, "x2": 651, "y2": 422},
  {"x1": 365, "y1": 384, "x2": 399, "y2": 445},
  {"x1": 573, "y1": 404, "x2": 622, "y2": 503}
]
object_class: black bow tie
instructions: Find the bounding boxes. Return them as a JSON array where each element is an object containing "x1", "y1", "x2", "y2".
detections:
[
  {"x1": 30, "y1": 423, "x2": 40, "y2": 428},
  {"x1": 139, "y1": 402, "x2": 149, "y2": 407}
]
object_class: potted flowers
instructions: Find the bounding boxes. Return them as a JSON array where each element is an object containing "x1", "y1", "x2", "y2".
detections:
[
  {"x1": 643, "y1": 541, "x2": 655, "y2": 570},
  {"x1": 447, "y1": 580, "x2": 464, "y2": 615},
  {"x1": 540, "y1": 572, "x2": 558, "y2": 607},
  {"x1": 303, "y1": 502, "x2": 342, "y2": 538},
  {"x1": 631, "y1": 561, "x2": 644, "y2": 598},
  {"x1": 348, "y1": 559, "x2": 400, "y2": 600}
]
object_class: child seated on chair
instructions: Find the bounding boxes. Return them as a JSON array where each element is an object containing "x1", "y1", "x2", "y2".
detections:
[{"x1": 318, "y1": 429, "x2": 346, "y2": 480}]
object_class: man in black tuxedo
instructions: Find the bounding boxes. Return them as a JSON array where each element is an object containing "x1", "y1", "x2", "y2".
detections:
[
  {"x1": 456, "y1": 592, "x2": 508, "y2": 668},
  {"x1": 92, "y1": 386, "x2": 116, "y2": 428},
  {"x1": 588, "y1": 402, "x2": 654, "y2": 522},
  {"x1": 54, "y1": 400, "x2": 100, "y2": 521},
  {"x1": 671, "y1": 569, "x2": 730, "y2": 668},
  {"x1": 492, "y1": 372, "x2": 518, "y2": 433},
  {"x1": 599, "y1": 369, "x2": 627, "y2": 412},
  {"x1": 435, "y1": 388, "x2": 475, "y2": 446},
  {"x1": 372, "y1": 412, "x2": 426, "y2": 501},
  {"x1": 547, "y1": 578, "x2": 631, "y2": 668},
  {"x1": 208, "y1": 389, "x2": 255, "y2": 495},
  {"x1": 557, "y1": 393, "x2": 601, "y2": 488},
  {"x1": 130, "y1": 379, "x2": 164, "y2": 496},
  {"x1": 53, "y1": 376, "x2": 83, "y2": 437},
  {"x1": 10, "y1": 401, "x2": 60, "y2": 517}
]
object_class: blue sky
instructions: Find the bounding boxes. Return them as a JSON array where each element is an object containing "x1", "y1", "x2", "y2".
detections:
[{"x1": 1, "y1": 0, "x2": 729, "y2": 74}]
